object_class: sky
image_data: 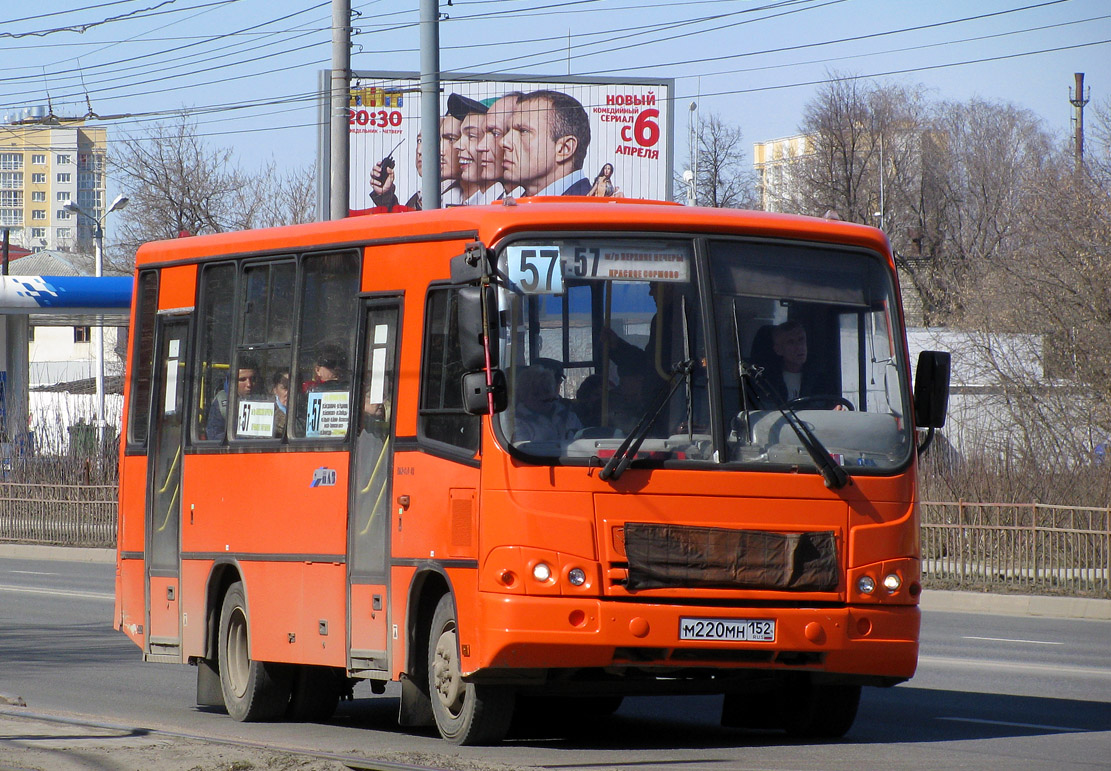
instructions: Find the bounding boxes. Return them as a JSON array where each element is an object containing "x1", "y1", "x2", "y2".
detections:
[{"x1": 1, "y1": 0, "x2": 1108, "y2": 186}]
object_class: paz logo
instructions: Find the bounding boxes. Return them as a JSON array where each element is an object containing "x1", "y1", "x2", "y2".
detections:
[{"x1": 311, "y1": 467, "x2": 337, "y2": 487}]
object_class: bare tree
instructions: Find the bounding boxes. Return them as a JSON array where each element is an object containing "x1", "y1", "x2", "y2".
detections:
[
  {"x1": 109, "y1": 114, "x2": 316, "y2": 268},
  {"x1": 678, "y1": 112, "x2": 757, "y2": 208}
]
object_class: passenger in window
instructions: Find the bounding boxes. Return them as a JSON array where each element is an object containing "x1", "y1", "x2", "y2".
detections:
[
  {"x1": 206, "y1": 357, "x2": 261, "y2": 440},
  {"x1": 513, "y1": 366, "x2": 582, "y2": 443},
  {"x1": 573, "y1": 373, "x2": 604, "y2": 427},
  {"x1": 271, "y1": 370, "x2": 290, "y2": 437},
  {"x1": 303, "y1": 343, "x2": 349, "y2": 392}
]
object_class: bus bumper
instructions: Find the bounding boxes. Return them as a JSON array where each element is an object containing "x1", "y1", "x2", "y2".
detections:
[{"x1": 471, "y1": 594, "x2": 919, "y2": 682}]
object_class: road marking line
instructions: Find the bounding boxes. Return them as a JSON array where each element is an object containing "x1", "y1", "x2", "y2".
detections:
[
  {"x1": 8, "y1": 570, "x2": 58, "y2": 576},
  {"x1": 963, "y1": 635, "x2": 1063, "y2": 645},
  {"x1": 939, "y1": 716, "x2": 1083, "y2": 732},
  {"x1": 0, "y1": 584, "x2": 112, "y2": 601}
]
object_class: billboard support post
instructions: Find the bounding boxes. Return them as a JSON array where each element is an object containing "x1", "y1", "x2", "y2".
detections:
[
  {"x1": 419, "y1": 0, "x2": 441, "y2": 210},
  {"x1": 329, "y1": 0, "x2": 351, "y2": 220}
]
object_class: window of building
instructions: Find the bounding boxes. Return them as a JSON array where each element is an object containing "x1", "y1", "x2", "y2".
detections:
[
  {"x1": 31, "y1": 227, "x2": 45, "y2": 238},
  {"x1": 57, "y1": 192, "x2": 70, "y2": 202},
  {"x1": 31, "y1": 154, "x2": 45, "y2": 165},
  {"x1": 31, "y1": 191, "x2": 44, "y2": 202},
  {"x1": 56, "y1": 154, "x2": 72, "y2": 165},
  {"x1": 0, "y1": 191, "x2": 19, "y2": 207},
  {"x1": 78, "y1": 172, "x2": 98, "y2": 190},
  {"x1": 31, "y1": 210, "x2": 45, "y2": 220},
  {"x1": 56, "y1": 173, "x2": 71, "y2": 184},
  {"x1": 74, "y1": 326, "x2": 91, "y2": 343},
  {"x1": 56, "y1": 227, "x2": 71, "y2": 239},
  {"x1": 31, "y1": 173, "x2": 45, "y2": 184},
  {"x1": 0, "y1": 172, "x2": 23, "y2": 189},
  {"x1": 0, "y1": 210, "x2": 20, "y2": 226},
  {"x1": 0, "y1": 153, "x2": 22, "y2": 170}
]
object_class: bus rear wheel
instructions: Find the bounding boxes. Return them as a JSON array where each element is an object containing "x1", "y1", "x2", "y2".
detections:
[
  {"x1": 427, "y1": 594, "x2": 514, "y2": 745},
  {"x1": 218, "y1": 581, "x2": 291, "y2": 721}
]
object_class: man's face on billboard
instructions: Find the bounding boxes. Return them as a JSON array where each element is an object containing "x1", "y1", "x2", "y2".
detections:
[
  {"x1": 456, "y1": 112, "x2": 485, "y2": 185},
  {"x1": 440, "y1": 115, "x2": 462, "y2": 180},
  {"x1": 477, "y1": 95, "x2": 517, "y2": 184},
  {"x1": 502, "y1": 97, "x2": 557, "y2": 191}
]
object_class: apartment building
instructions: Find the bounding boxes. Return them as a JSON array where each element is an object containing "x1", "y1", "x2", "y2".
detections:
[{"x1": 0, "y1": 109, "x2": 107, "y2": 254}]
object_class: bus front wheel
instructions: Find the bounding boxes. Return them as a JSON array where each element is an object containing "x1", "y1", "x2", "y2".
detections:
[
  {"x1": 427, "y1": 594, "x2": 514, "y2": 745},
  {"x1": 781, "y1": 677, "x2": 861, "y2": 739},
  {"x1": 218, "y1": 581, "x2": 291, "y2": 721}
]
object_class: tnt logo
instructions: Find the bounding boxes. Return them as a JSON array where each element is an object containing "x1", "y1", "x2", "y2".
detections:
[
  {"x1": 350, "y1": 87, "x2": 403, "y2": 108},
  {"x1": 311, "y1": 467, "x2": 337, "y2": 487}
]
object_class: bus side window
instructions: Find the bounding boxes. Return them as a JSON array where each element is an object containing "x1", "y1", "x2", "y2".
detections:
[
  {"x1": 232, "y1": 261, "x2": 295, "y2": 441},
  {"x1": 419, "y1": 287, "x2": 480, "y2": 454},
  {"x1": 125, "y1": 270, "x2": 159, "y2": 449},
  {"x1": 290, "y1": 251, "x2": 359, "y2": 440},
  {"x1": 193, "y1": 263, "x2": 236, "y2": 443}
]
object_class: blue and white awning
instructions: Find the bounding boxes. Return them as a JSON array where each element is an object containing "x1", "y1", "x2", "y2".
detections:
[{"x1": 0, "y1": 275, "x2": 132, "y2": 315}]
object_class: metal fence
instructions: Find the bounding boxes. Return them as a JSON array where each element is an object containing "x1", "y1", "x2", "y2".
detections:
[
  {"x1": 0, "y1": 483, "x2": 117, "y2": 548},
  {"x1": 2, "y1": 488, "x2": 1109, "y2": 598},
  {"x1": 921, "y1": 501, "x2": 1111, "y2": 597}
]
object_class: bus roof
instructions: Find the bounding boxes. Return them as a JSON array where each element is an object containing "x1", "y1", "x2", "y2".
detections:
[{"x1": 133, "y1": 199, "x2": 891, "y2": 269}]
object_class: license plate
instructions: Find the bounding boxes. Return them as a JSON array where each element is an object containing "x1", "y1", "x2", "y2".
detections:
[{"x1": 679, "y1": 617, "x2": 776, "y2": 642}]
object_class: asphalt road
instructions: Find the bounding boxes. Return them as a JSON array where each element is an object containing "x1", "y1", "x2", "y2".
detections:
[{"x1": 1, "y1": 550, "x2": 1109, "y2": 770}]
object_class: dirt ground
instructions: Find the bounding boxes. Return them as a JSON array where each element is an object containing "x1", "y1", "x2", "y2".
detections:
[{"x1": 0, "y1": 709, "x2": 524, "y2": 771}]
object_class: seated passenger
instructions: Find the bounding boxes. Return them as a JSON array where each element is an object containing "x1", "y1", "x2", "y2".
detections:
[
  {"x1": 206, "y1": 357, "x2": 261, "y2": 440},
  {"x1": 513, "y1": 366, "x2": 582, "y2": 443},
  {"x1": 573, "y1": 374, "x2": 603, "y2": 427},
  {"x1": 270, "y1": 370, "x2": 290, "y2": 437},
  {"x1": 303, "y1": 343, "x2": 349, "y2": 392}
]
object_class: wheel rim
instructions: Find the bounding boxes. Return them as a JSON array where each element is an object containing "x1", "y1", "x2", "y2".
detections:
[
  {"x1": 225, "y1": 606, "x2": 250, "y2": 699},
  {"x1": 432, "y1": 623, "x2": 464, "y2": 717}
]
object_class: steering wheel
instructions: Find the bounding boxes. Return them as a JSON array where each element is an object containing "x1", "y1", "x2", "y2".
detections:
[{"x1": 787, "y1": 394, "x2": 855, "y2": 411}]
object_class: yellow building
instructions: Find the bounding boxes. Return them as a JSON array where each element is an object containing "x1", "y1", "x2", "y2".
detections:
[
  {"x1": 0, "y1": 112, "x2": 107, "y2": 253},
  {"x1": 752, "y1": 134, "x2": 814, "y2": 214}
]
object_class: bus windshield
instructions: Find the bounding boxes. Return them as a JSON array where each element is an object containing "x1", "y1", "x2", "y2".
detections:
[{"x1": 495, "y1": 235, "x2": 912, "y2": 474}]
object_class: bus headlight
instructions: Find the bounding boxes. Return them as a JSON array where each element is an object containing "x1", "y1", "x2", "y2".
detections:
[
  {"x1": 883, "y1": 573, "x2": 902, "y2": 593},
  {"x1": 532, "y1": 562, "x2": 552, "y2": 582},
  {"x1": 857, "y1": 575, "x2": 876, "y2": 595},
  {"x1": 567, "y1": 568, "x2": 586, "y2": 586}
]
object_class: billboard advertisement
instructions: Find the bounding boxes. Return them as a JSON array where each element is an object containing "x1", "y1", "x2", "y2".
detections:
[{"x1": 345, "y1": 72, "x2": 673, "y2": 213}]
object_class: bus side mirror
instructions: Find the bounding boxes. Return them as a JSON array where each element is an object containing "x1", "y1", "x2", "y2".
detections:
[
  {"x1": 457, "y1": 286, "x2": 499, "y2": 371},
  {"x1": 450, "y1": 242, "x2": 491, "y2": 284},
  {"x1": 461, "y1": 369, "x2": 507, "y2": 415},
  {"x1": 913, "y1": 350, "x2": 950, "y2": 428}
]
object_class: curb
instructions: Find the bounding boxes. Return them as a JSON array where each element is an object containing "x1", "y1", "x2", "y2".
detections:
[
  {"x1": 920, "y1": 589, "x2": 1111, "y2": 621},
  {"x1": 0, "y1": 544, "x2": 114, "y2": 564}
]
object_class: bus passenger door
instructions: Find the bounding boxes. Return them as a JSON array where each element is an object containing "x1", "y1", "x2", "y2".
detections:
[
  {"x1": 348, "y1": 301, "x2": 400, "y2": 674},
  {"x1": 145, "y1": 315, "x2": 189, "y2": 661}
]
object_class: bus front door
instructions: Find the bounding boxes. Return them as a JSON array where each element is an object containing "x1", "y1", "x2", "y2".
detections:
[
  {"x1": 348, "y1": 301, "x2": 400, "y2": 675},
  {"x1": 145, "y1": 314, "x2": 190, "y2": 661}
]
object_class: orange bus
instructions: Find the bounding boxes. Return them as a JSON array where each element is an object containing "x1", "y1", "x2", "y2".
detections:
[{"x1": 114, "y1": 199, "x2": 949, "y2": 744}]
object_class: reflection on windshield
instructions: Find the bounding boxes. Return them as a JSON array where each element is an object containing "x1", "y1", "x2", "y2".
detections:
[{"x1": 495, "y1": 237, "x2": 912, "y2": 473}]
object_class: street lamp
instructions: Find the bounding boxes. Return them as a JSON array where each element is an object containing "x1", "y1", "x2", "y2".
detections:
[{"x1": 63, "y1": 193, "x2": 129, "y2": 455}]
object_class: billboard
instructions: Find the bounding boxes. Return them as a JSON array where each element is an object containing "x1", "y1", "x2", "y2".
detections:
[{"x1": 342, "y1": 72, "x2": 673, "y2": 213}]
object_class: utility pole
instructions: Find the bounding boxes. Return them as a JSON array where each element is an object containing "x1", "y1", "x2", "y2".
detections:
[
  {"x1": 420, "y1": 0, "x2": 441, "y2": 209},
  {"x1": 1070, "y1": 72, "x2": 1090, "y2": 173},
  {"x1": 329, "y1": 0, "x2": 351, "y2": 219}
]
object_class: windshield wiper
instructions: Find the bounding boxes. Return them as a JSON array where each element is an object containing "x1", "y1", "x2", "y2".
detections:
[
  {"x1": 742, "y1": 363, "x2": 850, "y2": 490},
  {"x1": 599, "y1": 359, "x2": 694, "y2": 481}
]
